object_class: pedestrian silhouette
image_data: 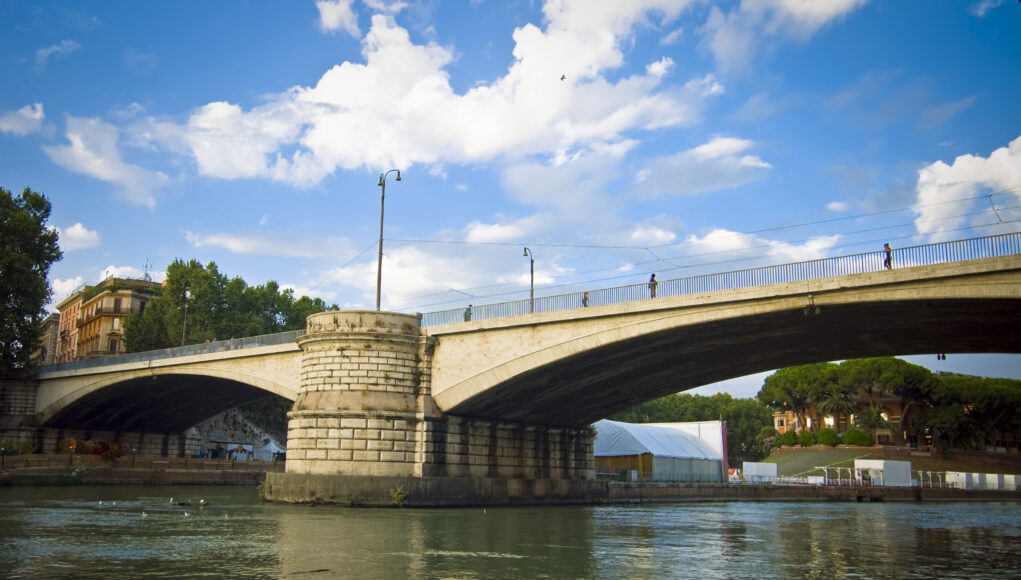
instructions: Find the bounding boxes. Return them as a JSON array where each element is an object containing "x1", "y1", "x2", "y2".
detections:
[
  {"x1": 883, "y1": 243, "x2": 892, "y2": 270},
  {"x1": 464, "y1": 304, "x2": 472, "y2": 322},
  {"x1": 649, "y1": 274, "x2": 658, "y2": 298}
]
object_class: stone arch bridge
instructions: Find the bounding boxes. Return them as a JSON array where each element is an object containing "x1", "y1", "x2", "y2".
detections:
[{"x1": 16, "y1": 235, "x2": 1021, "y2": 498}]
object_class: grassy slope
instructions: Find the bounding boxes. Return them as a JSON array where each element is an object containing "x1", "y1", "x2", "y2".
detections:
[{"x1": 761, "y1": 446, "x2": 1021, "y2": 477}]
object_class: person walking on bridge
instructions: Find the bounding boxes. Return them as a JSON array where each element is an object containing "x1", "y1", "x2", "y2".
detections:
[
  {"x1": 648, "y1": 273, "x2": 658, "y2": 298},
  {"x1": 883, "y1": 243, "x2": 892, "y2": 270},
  {"x1": 464, "y1": 304, "x2": 472, "y2": 322}
]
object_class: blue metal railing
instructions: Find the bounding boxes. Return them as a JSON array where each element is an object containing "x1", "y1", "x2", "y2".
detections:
[
  {"x1": 39, "y1": 330, "x2": 305, "y2": 374},
  {"x1": 419, "y1": 231, "x2": 1021, "y2": 326},
  {"x1": 36, "y1": 232, "x2": 1020, "y2": 373}
]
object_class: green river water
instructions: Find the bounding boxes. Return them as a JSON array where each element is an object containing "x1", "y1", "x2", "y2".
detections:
[{"x1": 1, "y1": 485, "x2": 1019, "y2": 579}]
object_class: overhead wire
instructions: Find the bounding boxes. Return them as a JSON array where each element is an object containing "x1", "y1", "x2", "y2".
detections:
[
  {"x1": 340, "y1": 186, "x2": 1021, "y2": 310},
  {"x1": 387, "y1": 202, "x2": 1020, "y2": 309}
]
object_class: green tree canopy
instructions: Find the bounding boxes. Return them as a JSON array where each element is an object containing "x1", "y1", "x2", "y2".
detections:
[
  {"x1": 0, "y1": 186, "x2": 62, "y2": 377},
  {"x1": 124, "y1": 259, "x2": 336, "y2": 351},
  {"x1": 756, "y1": 357, "x2": 1021, "y2": 452},
  {"x1": 757, "y1": 362, "x2": 838, "y2": 431}
]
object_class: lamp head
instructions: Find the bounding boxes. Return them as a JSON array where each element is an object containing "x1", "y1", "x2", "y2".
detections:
[
  {"x1": 395, "y1": 170, "x2": 401, "y2": 181},
  {"x1": 378, "y1": 173, "x2": 385, "y2": 187},
  {"x1": 523, "y1": 247, "x2": 529, "y2": 257}
]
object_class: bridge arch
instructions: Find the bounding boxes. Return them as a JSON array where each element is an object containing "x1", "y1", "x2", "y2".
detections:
[
  {"x1": 435, "y1": 293, "x2": 1021, "y2": 428},
  {"x1": 39, "y1": 367, "x2": 297, "y2": 433}
]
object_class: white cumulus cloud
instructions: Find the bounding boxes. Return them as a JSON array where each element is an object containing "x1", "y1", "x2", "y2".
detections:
[
  {"x1": 185, "y1": 230, "x2": 355, "y2": 259},
  {"x1": 702, "y1": 0, "x2": 869, "y2": 73},
  {"x1": 0, "y1": 103, "x2": 44, "y2": 135},
  {"x1": 99, "y1": 265, "x2": 146, "y2": 281},
  {"x1": 56, "y1": 223, "x2": 101, "y2": 251},
  {"x1": 138, "y1": 2, "x2": 714, "y2": 188},
  {"x1": 684, "y1": 228, "x2": 840, "y2": 265},
  {"x1": 970, "y1": 0, "x2": 1006, "y2": 17},
  {"x1": 35, "y1": 39, "x2": 82, "y2": 73},
  {"x1": 43, "y1": 116, "x2": 168, "y2": 207},
  {"x1": 914, "y1": 135, "x2": 1021, "y2": 240},
  {"x1": 317, "y1": 0, "x2": 360, "y2": 36},
  {"x1": 634, "y1": 137, "x2": 771, "y2": 197},
  {"x1": 51, "y1": 276, "x2": 85, "y2": 304}
]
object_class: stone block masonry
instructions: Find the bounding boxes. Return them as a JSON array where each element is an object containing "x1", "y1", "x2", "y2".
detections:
[
  {"x1": 286, "y1": 311, "x2": 437, "y2": 477},
  {"x1": 283, "y1": 310, "x2": 595, "y2": 484}
]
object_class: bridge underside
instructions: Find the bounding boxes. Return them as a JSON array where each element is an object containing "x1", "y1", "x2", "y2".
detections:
[
  {"x1": 444, "y1": 298, "x2": 1021, "y2": 428},
  {"x1": 42, "y1": 374, "x2": 278, "y2": 433}
]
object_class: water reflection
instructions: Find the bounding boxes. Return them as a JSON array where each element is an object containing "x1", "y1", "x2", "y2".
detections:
[{"x1": 0, "y1": 487, "x2": 1019, "y2": 579}]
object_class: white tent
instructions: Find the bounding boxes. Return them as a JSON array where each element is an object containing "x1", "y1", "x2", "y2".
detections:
[
  {"x1": 253, "y1": 439, "x2": 285, "y2": 462},
  {"x1": 594, "y1": 420, "x2": 726, "y2": 482}
]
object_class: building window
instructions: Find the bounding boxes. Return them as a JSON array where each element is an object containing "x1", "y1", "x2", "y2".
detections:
[
  {"x1": 109, "y1": 338, "x2": 119, "y2": 352},
  {"x1": 139, "y1": 301, "x2": 147, "y2": 317},
  {"x1": 113, "y1": 298, "x2": 122, "y2": 313}
]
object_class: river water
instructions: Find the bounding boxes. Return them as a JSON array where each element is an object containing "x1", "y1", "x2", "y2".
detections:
[{"x1": 1, "y1": 485, "x2": 1019, "y2": 579}]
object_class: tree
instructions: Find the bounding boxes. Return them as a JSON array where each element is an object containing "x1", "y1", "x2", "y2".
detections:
[
  {"x1": 816, "y1": 384, "x2": 857, "y2": 432},
  {"x1": 757, "y1": 362, "x2": 838, "y2": 431},
  {"x1": 839, "y1": 357, "x2": 934, "y2": 405},
  {"x1": 0, "y1": 187, "x2": 62, "y2": 377},
  {"x1": 853, "y1": 405, "x2": 891, "y2": 437},
  {"x1": 124, "y1": 259, "x2": 337, "y2": 351}
]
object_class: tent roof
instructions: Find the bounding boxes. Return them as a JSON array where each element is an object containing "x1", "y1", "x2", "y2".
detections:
[{"x1": 594, "y1": 419, "x2": 723, "y2": 460}]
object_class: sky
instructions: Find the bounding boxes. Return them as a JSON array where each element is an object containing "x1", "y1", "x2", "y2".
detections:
[{"x1": 2, "y1": 0, "x2": 1020, "y2": 398}]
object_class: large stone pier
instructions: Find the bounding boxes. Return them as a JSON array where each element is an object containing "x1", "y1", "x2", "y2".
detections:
[{"x1": 264, "y1": 311, "x2": 597, "y2": 506}]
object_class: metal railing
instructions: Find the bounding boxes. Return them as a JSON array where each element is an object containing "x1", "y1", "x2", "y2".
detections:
[
  {"x1": 36, "y1": 232, "x2": 1020, "y2": 373},
  {"x1": 38, "y1": 330, "x2": 305, "y2": 374},
  {"x1": 420, "y1": 231, "x2": 1021, "y2": 326}
]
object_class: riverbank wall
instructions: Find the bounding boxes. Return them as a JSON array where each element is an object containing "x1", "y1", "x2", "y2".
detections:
[
  {"x1": 0, "y1": 453, "x2": 277, "y2": 486},
  {"x1": 4, "y1": 463, "x2": 1019, "y2": 503},
  {"x1": 261, "y1": 472, "x2": 1021, "y2": 507},
  {"x1": 0, "y1": 466, "x2": 266, "y2": 486}
]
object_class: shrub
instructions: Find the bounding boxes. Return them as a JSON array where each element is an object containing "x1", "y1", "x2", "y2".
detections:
[
  {"x1": 778, "y1": 430, "x2": 798, "y2": 447},
  {"x1": 816, "y1": 428, "x2": 839, "y2": 447},
  {"x1": 390, "y1": 484, "x2": 408, "y2": 507},
  {"x1": 798, "y1": 430, "x2": 817, "y2": 447},
  {"x1": 756, "y1": 427, "x2": 779, "y2": 450},
  {"x1": 843, "y1": 428, "x2": 875, "y2": 447}
]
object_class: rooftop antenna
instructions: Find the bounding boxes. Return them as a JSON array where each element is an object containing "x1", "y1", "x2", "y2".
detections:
[{"x1": 143, "y1": 258, "x2": 152, "y2": 281}]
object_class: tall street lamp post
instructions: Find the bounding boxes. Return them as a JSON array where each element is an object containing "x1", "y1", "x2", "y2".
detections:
[
  {"x1": 376, "y1": 169, "x2": 402, "y2": 311},
  {"x1": 523, "y1": 247, "x2": 534, "y2": 313},
  {"x1": 180, "y1": 290, "x2": 190, "y2": 346}
]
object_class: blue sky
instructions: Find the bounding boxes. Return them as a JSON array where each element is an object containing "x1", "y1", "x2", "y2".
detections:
[{"x1": 2, "y1": 0, "x2": 1019, "y2": 397}]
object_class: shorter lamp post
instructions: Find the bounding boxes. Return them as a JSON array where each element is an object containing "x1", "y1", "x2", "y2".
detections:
[
  {"x1": 376, "y1": 169, "x2": 402, "y2": 311},
  {"x1": 523, "y1": 247, "x2": 534, "y2": 313}
]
